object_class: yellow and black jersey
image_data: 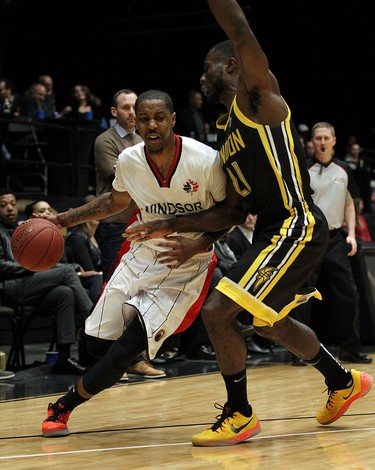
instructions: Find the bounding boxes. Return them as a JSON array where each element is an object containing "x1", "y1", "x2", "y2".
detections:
[
  {"x1": 215, "y1": 96, "x2": 329, "y2": 327},
  {"x1": 216, "y1": 96, "x2": 314, "y2": 222}
]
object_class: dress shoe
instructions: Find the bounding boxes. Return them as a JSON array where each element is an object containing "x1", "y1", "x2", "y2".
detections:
[
  {"x1": 0, "y1": 370, "x2": 15, "y2": 380},
  {"x1": 54, "y1": 358, "x2": 89, "y2": 375},
  {"x1": 186, "y1": 344, "x2": 216, "y2": 360},
  {"x1": 126, "y1": 360, "x2": 166, "y2": 378},
  {"x1": 245, "y1": 336, "x2": 272, "y2": 355},
  {"x1": 338, "y1": 352, "x2": 373, "y2": 364},
  {"x1": 151, "y1": 348, "x2": 185, "y2": 364}
]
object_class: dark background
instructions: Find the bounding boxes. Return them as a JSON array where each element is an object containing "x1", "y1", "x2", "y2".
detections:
[{"x1": 1, "y1": 0, "x2": 375, "y2": 155}]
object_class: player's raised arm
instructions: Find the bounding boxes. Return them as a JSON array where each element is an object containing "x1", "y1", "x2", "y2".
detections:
[{"x1": 207, "y1": 0, "x2": 285, "y2": 124}]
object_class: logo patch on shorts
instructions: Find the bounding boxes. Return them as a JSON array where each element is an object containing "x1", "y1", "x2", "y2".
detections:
[
  {"x1": 254, "y1": 267, "x2": 278, "y2": 290},
  {"x1": 155, "y1": 329, "x2": 166, "y2": 342}
]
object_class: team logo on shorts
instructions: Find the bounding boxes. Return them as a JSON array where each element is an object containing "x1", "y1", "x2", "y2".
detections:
[
  {"x1": 254, "y1": 266, "x2": 278, "y2": 290},
  {"x1": 155, "y1": 329, "x2": 166, "y2": 342},
  {"x1": 183, "y1": 179, "x2": 199, "y2": 194}
]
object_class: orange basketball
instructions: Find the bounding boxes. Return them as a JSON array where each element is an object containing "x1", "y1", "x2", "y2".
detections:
[{"x1": 11, "y1": 218, "x2": 64, "y2": 272}]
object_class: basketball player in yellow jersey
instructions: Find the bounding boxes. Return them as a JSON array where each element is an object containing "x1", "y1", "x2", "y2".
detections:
[{"x1": 125, "y1": 0, "x2": 373, "y2": 446}]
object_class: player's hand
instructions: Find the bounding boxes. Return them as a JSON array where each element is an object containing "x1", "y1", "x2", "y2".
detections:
[
  {"x1": 124, "y1": 220, "x2": 174, "y2": 241},
  {"x1": 32, "y1": 213, "x2": 62, "y2": 229},
  {"x1": 155, "y1": 236, "x2": 209, "y2": 268}
]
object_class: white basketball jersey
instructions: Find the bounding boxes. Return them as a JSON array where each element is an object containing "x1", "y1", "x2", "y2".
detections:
[{"x1": 113, "y1": 135, "x2": 226, "y2": 245}]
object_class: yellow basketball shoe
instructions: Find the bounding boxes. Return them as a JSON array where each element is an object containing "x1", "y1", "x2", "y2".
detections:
[
  {"x1": 192, "y1": 403, "x2": 261, "y2": 447},
  {"x1": 316, "y1": 369, "x2": 373, "y2": 425}
]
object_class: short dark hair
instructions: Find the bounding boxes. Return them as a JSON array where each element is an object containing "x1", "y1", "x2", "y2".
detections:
[
  {"x1": 209, "y1": 39, "x2": 234, "y2": 59},
  {"x1": 0, "y1": 188, "x2": 16, "y2": 198},
  {"x1": 135, "y1": 90, "x2": 174, "y2": 114},
  {"x1": 112, "y1": 89, "x2": 137, "y2": 107}
]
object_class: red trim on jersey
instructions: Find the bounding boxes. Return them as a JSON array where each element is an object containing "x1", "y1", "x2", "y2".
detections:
[
  {"x1": 173, "y1": 251, "x2": 217, "y2": 335},
  {"x1": 145, "y1": 135, "x2": 182, "y2": 187}
]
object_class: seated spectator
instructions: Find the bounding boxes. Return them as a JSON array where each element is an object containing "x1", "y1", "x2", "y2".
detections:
[
  {"x1": 24, "y1": 199, "x2": 103, "y2": 303},
  {"x1": 37, "y1": 74, "x2": 57, "y2": 116},
  {"x1": 58, "y1": 83, "x2": 107, "y2": 128},
  {"x1": 0, "y1": 189, "x2": 93, "y2": 374},
  {"x1": 227, "y1": 213, "x2": 257, "y2": 259},
  {"x1": 226, "y1": 215, "x2": 274, "y2": 354},
  {"x1": 0, "y1": 77, "x2": 23, "y2": 118},
  {"x1": 0, "y1": 77, "x2": 25, "y2": 159},
  {"x1": 19, "y1": 82, "x2": 55, "y2": 119},
  {"x1": 65, "y1": 196, "x2": 104, "y2": 303}
]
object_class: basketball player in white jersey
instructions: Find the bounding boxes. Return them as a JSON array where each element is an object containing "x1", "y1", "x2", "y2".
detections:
[{"x1": 41, "y1": 89, "x2": 227, "y2": 437}]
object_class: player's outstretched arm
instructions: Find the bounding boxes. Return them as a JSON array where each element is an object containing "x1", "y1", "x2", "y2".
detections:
[{"x1": 37, "y1": 190, "x2": 132, "y2": 229}]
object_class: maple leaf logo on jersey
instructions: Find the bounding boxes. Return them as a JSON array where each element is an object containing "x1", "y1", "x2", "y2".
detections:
[
  {"x1": 183, "y1": 179, "x2": 199, "y2": 194},
  {"x1": 254, "y1": 267, "x2": 278, "y2": 290}
]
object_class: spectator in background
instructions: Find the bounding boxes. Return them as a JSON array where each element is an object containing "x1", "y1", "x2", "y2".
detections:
[
  {"x1": 58, "y1": 83, "x2": 107, "y2": 128},
  {"x1": 0, "y1": 77, "x2": 23, "y2": 118},
  {"x1": 20, "y1": 82, "x2": 55, "y2": 119},
  {"x1": 297, "y1": 123, "x2": 310, "y2": 147},
  {"x1": 37, "y1": 74, "x2": 57, "y2": 116},
  {"x1": 354, "y1": 197, "x2": 372, "y2": 243},
  {"x1": 174, "y1": 89, "x2": 207, "y2": 143},
  {"x1": 24, "y1": 199, "x2": 103, "y2": 304},
  {"x1": 20, "y1": 83, "x2": 55, "y2": 119},
  {"x1": 227, "y1": 213, "x2": 257, "y2": 259},
  {"x1": 0, "y1": 190, "x2": 92, "y2": 374},
  {"x1": 304, "y1": 139, "x2": 315, "y2": 159},
  {"x1": 0, "y1": 77, "x2": 25, "y2": 159},
  {"x1": 344, "y1": 141, "x2": 366, "y2": 203},
  {"x1": 345, "y1": 141, "x2": 362, "y2": 172},
  {"x1": 65, "y1": 195, "x2": 103, "y2": 304},
  {"x1": 94, "y1": 89, "x2": 142, "y2": 281}
]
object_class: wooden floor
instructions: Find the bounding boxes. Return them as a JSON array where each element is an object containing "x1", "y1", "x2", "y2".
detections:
[{"x1": 1, "y1": 350, "x2": 374, "y2": 469}]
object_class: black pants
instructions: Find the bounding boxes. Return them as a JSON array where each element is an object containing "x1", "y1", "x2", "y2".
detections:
[{"x1": 294, "y1": 229, "x2": 361, "y2": 354}]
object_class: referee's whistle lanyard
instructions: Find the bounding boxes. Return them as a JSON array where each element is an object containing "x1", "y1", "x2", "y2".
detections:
[{"x1": 313, "y1": 157, "x2": 333, "y2": 175}]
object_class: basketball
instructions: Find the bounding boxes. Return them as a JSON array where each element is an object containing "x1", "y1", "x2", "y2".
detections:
[{"x1": 11, "y1": 218, "x2": 65, "y2": 272}]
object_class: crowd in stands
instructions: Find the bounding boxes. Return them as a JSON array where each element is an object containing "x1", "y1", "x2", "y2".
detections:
[{"x1": 1, "y1": 76, "x2": 375, "y2": 382}]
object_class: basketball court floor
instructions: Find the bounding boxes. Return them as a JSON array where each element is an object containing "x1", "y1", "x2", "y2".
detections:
[{"x1": 1, "y1": 342, "x2": 374, "y2": 468}]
